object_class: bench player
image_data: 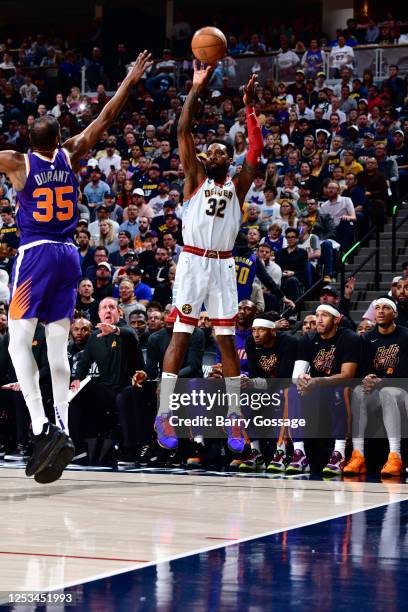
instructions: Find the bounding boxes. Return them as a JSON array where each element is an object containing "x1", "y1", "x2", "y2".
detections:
[
  {"x1": 155, "y1": 62, "x2": 263, "y2": 452},
  {"x1": 0, "y1": 51, "x2": 152, "y2": 483}
]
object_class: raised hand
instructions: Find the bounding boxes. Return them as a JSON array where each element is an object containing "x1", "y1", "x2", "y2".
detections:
[
  {"x1": 129, "y1": 50, "x2": 153, "y2": 83},
  {"x1": 192, "y1": 60, "x2": 214, "y2": 92},
  {"x1": 242, "y1": 73, "x2": 258, "y2": 106}
]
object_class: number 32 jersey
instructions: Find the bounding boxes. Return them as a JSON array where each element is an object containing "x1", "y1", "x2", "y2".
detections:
[
  {"x1": 16, "y1": 148, "x2": 78, "y2": 246},
  {"x1": 181, "y1": 177, "x2": 241, "y2": 251}
]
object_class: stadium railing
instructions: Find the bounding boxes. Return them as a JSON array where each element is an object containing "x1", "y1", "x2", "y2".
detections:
[
  {"x1": 340, "y1": 225, "x2": 380, "y2": 295},
  {"x1": 392, "y1": 205, "x2": 408, "y2": 271}
]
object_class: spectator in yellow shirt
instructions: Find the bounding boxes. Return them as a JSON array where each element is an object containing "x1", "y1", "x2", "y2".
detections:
[{"x1": 340, "y1": 149, "x2": 363, "y2": 177}]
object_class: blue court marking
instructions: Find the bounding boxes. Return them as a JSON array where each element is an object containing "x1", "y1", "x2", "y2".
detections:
[{"x1": 18, "y1": 499, "x2": 406, "y2": 612}]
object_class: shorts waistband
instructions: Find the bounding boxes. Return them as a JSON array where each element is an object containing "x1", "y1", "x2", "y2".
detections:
[
  {"x1": 183, "y1": 245, "x2": 232, "y2": 259},
  {"x1": 18, "y1": 239, "x2": 75, "y2": 252}
]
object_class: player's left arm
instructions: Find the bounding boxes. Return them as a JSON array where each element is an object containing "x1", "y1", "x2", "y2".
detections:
[
  {"x1": 63, "y1": 51, "x2": 152, "y2": 172},
  {"x1": 233, "y1": 74, "x2": 264, "y2": 207}
]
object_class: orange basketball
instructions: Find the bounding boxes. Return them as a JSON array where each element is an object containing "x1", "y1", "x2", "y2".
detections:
[{"x1": 191, "y1": 26, "x2": 227, "y2": 65}]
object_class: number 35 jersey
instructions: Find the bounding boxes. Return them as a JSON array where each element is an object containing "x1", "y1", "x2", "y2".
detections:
[
  {"x1": 16, "y1": 148, "x2": 78, "y2": 246},
  {"x1": 181, "y1": 177, "x2": 241, "y2": 251}
]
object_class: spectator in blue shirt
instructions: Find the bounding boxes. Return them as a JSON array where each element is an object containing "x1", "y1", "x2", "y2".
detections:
[
  {"x1": 83, "y1": 168, "x2": 110, "y2": 221},
  {"x1": 119, "y1": 204, "x2": 140, "y2": 241}
]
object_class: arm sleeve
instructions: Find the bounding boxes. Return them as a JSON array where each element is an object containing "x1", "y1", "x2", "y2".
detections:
[
  {"x1": 292, "y1": 360, "x2": 310, "y2": 383},
  {"x1": 245, "y1": 106, "x2": 263, "y2": 166}
]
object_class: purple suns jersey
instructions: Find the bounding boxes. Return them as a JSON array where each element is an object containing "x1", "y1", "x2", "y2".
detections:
[{"x1": 16, "y1": 148, "x2": 78, "y2": 246}]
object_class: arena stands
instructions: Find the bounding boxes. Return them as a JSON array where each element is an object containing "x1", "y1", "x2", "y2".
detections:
[{"x1": 1, "y1": 13, "x2": 408, "y2": 475}]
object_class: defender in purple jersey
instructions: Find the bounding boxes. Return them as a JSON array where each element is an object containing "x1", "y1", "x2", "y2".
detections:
[{"x1": 0, "y1": 50, "x2": 152, "y2": 484}]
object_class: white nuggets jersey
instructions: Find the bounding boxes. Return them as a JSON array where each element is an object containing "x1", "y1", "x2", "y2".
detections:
[{"x1": 181, "y1": 177, "x2": 241, "y2": 251}]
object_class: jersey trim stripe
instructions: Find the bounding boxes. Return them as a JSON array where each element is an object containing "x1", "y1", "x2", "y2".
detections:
[
  {"x1": 62, "y1": 148, "x2": 73, "y2": 169},
  {"x1": 183, "y1": 178, "x2": 206, "y2": 203},
  {"x1": 23, "y1": 154, "x2": 30, "y2": 177}
]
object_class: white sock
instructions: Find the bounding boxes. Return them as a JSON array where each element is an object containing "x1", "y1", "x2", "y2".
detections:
[
  {"x1": 158, "y1": 372, "x2": 178, "y2": 417},
  {"x1": 352, "y1": 438, "x2": 365, "y2": 455},
  {"x1": 194, "y1": 435, "x2": 204, "y2": 445},
  {"x1": 251, "y1": 440, "x2": 260, "y2": 452},
  {"x1": 225, "y1": 376, "x2": 241, "y2": 416},
  {"x1": 8, "y1": 318, "x2": 48, "y2": 436},
  {"x1": 334, "y1": 440, "x2": 346, "y2": 457},
  {"x1": 388, "y1": 438, "x2": 401, "y2": 455},
  {"x1": 45, "y1": 319, "x2": 71, "y2": 433},
  {"x1": 277, "y1": 440, "x2": 286, "y2": 452},
  {"x1": 294, "y1": 441, "x2": 305, "y2": 454}
]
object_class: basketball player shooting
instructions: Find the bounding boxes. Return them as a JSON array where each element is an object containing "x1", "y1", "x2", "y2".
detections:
[
  {"x1": 0, "y1": 50, "x2": 152, "y2": 484},
  {"x1": 155, "y1": 62, "x2": 263, "y2": 453}
]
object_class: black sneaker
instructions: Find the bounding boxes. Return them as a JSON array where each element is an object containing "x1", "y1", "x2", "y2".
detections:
[
  {"x1": 25, "y1": 422, "x2": 72, "y2": 478},
  {"x1": 5, "y1": 444, "x2": 30, "y2": 462},
  {"x1": 34, "y1": 438, "x2": 75, "y2": 484},
  {"x1": 135, "y1": 444, "x2": 155, "y2": 466}
]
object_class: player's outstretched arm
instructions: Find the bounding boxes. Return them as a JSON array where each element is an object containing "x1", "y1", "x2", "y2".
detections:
[
  {"x1": 64, "y1": 50, "x2": 153, "y2": 171},
  {"x1": 0, "y1": 151, "x2": 26, "y2": 190},
  {"x1": 177, "y1": 61, "x2": 210, "y2": 198},
  {"x1": 233, "y1": 74, "x2": 263, "y2": 206}
]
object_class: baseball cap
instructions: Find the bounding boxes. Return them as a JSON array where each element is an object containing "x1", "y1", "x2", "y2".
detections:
[
  {"x1": 348, "y1": 125, "x2": 359, "y2": 132},
  {"x1": 316, "y1": 71, "x2": 326, "y2": 77},
  {"x1": 149, "y1": 163, "x2": 160, "y2": 171},
  {"x1": 146, "y1": 230, "x2": 158, "y2": 238},
  {"x1": 96, "y1": 204, "x2": 108, "y2": 212},
  {"x1": 132, "y1": 188, "x2": 145, "y2": 196},
  {"x1": 165, "y1": 212, "x2": 178, "y2": 219},
  {"x1": 118, "y1": 230, "x2": 132, "y2": 240},
  {"x1": 298, "y1": 181, "x2": 310, "y2": 189},
  {"x1": 127, "y1": 265, "x2": 142, "y2": 275},
  {"x1": 104, "y1": 191, "x2": 115, "y2": 198},
  {"x1": 163, "y1": 200, "x2": 176, "y2": 209},
  {"x1": 298, "y1": 118, "x2": 309, "y2": 124},
  {"x1": 124, "y1": 250, "x2": 138, "y2": 261},
  {"x1": 320, "y1": 284, "x2": 338, "y2": 296},
  {"x1": 97, "y1": 262, "x2": 111, "y2": 272},
  {"x1": 364, "y1": 131, "x2": 375, "y2": 139},
  {"x1": 392, "y1": 276, "x2": 402, "y2": 284},
  {"x1": 77, "y1": 218, "x2": 89, "y2": 226},
  {"x1": 394, "y1": 129, "x2": 404, "y2": 136},
  {"x1": 316, "y1": 128, "x2": 330, "y2": 137},
  {"x1": 211, "y1": 90, "x2": 222, "y2": 98},
  {"x1": 295, "y1": 69, "x2": 304, "y2": 74},
  {"x1": 88, "y1": 159, "x2": 99, "y2": 168}
]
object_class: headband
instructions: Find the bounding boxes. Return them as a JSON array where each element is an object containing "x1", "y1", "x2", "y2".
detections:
[
  {"x1": 316, "y1": 304, "x2": 341, "y2": 318},
  {"x1": 252, "y1": 319, "x2": 276, "y2": 330},
  {"x1": 374, "y1": 298, "x2": 397, "y2": 312}
]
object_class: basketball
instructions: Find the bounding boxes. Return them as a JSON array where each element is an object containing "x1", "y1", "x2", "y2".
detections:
[{"x1": 191, "y1": 26, "x2": 227, "y2": 65}]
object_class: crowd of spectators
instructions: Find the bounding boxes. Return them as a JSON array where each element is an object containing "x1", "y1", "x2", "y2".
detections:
[{"x1": 1, "y1": 16, "x2": 408, "y2": 472}]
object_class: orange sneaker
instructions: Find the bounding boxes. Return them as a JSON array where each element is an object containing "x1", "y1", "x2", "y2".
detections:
[
  {"x1": 381, "y1": 452, "x2": 403, "y2": 477},
  {"x1": 343, "y1": 449, "x2": 367, "y2": 474}
]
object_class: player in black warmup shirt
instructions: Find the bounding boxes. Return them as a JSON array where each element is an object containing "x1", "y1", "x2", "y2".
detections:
[
  {"x1": 289, "y1": 303, "x2": 360, "y2": 475},
  {"x1": 238, "y1": 313, "x2": 298, "y2": 471},
  {"x1": 344, "y1": 297, "x2": 408, "y2": 477}
]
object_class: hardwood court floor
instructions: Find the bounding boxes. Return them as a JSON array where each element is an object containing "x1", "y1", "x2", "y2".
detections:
[{"x1": 1, "y1": 467, "x2": 408, "y2": 596}]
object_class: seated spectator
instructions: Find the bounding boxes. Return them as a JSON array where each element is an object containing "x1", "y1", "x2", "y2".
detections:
[
  {"x1": 320, "y1": 180, "x2": 356, "y2": 251},
  {"x1": 342, "y1": 172, "x2": 368, "y2": 238},
  {"x1": 276, "y1": 227, "x2": 309, "y2": 300},
  {"x1": 245, "y1": 172, "x2": 265, "y2": 206},
  {"x1": 118, "y1": 279, "x2": 142, "y2": 322},
  {"x1": 263, "y1": 223, "x2": 285, "y2": 255},
  {"x1": 109, "y1": 230, "x2": 133, "y2": 268},
  {"x1": 119, "y1": 203, "x2": 141, "y2": 241},
  {"x1": 93, "y1": 262, "x2": 114, "y2": 302},
  {"x1": 274, "y1": 200, "x2": 299, "y2": 232},
  {"x1": 143, "y1": 246, "x2": 172, "y2": 289},
  {"x1": 147, "y1": 309, "x2": 165, "y2": 334},
  {"x1": 300, "y1": 198, "x2": 336, "y2": 280},
  {"x1": 83, "y1": 168, "x2": 110, "y2": 220},
  {"x1": 76, "y1": 278, "x2": 99, "y2": 326},
  {"x1": 84, "y1": 246, "x2": 110, "y2": 281},
  {"x1": 260, "y1": 186, "x2": 281, "y2": 223},
  {"x1": 129, "y1": 310, "x2": 150, "y2": 350},
  {"x1": 162, "y1": 232, "x2": 182, "y2": 264},
  {"x1": 301, "y1": 314, "x2": 317, "y2": 335},
  {"x1": 89, "y1": 205, "x2": 119, "y2": 243},
  {"x1": 125, "y1": 266, "x2": 153, "y2": 305},
  {"x1": 240, "y1": 204, "x2": 268, "y2": 237},
  {"x1": 330, "y1": 34, "x2": 354, "y2": 77},
  {"x1": 94, "y1": 219, "x2": 119, "y2": 254},
  {"x1": 153, "y1": 263, "x2": 176, "y2": 308},
  {"x1": 357, "y1": 158, "x2": 388, "y2": 229},
  {"x1": 297, "y1": 218, "x2": 321, "y2": 285}
]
